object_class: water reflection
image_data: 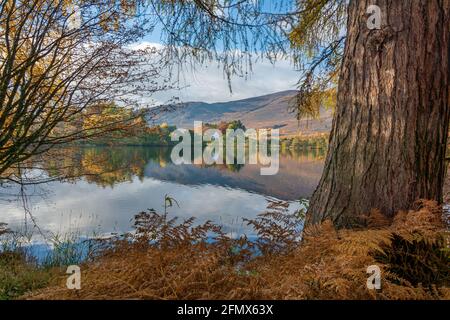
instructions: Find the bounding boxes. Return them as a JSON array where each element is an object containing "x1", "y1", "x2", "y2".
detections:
[{"x1": 0, "y1": 146, "x2": 325, "y2": 237}]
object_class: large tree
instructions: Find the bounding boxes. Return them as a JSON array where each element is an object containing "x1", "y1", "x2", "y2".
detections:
[{"x1": 307, "y1": 0, "x2": 450, "y2": 226}]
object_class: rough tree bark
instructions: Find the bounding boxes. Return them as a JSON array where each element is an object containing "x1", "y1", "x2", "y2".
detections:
[{"x1": 308, "y1": 0, "x2": 450, "y2": 226}]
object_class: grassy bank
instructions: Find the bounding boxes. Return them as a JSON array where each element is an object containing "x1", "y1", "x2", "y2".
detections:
[
  {"x1": 0, "y1": 225, "x2": 98, "y2": 300},
  {"x1": 0, "y1": 224, "x2": 56, "y2": 300},
  {"x1": 0, "y1": 251, "x2": 56, "y2": 300},
  {"x1": 4, "y1": 200, "x2": 448, "y2": 300}
]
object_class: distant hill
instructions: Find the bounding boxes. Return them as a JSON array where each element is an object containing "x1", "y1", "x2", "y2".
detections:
[{"x1": 147, "y1": 91, "x2": 333, "y2": 136}]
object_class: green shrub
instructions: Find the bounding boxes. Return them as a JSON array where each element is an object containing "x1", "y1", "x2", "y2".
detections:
[{"x1": 0, "y1": 252, "x2": 54, "y2": 300}]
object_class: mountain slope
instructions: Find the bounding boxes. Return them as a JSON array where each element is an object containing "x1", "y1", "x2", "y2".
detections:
[{"x1": 148, "y1": 91, "x2": 333, "y2": 135}]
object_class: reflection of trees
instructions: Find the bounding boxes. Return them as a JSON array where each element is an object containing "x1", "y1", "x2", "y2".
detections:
[
  {"x1": 41, "y1": 147, "x2": 172, "y2": 188},
  {"x1": 28, "y1": 145, "x2": 327, "y2": 188},
  {"x1": 81, "y1": 148, "x2": 146, "y2": 187}
]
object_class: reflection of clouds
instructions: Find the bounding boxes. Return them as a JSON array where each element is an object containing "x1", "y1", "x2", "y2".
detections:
[
  {"x1": 1, "y1": 176, "x2": 271, "y2": 237},
  {"x1": 144, "y1": 156, "x2": 323, "y2": 201}
]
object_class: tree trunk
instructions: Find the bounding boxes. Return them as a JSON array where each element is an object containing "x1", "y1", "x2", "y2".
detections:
[{"x1": 308, "y1": 0, "x2": 450, "y2": 226}]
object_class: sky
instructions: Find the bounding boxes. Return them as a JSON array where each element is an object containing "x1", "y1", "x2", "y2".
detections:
[
  {"x1": 150, "y1": 57, "x2": 300, "y2": 104},
  {"x1": 136, "y1": 1, "x2": 299, "y2": 104}
]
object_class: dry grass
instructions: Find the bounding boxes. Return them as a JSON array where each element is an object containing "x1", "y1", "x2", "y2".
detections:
[
  {"x1": 25, "y1": 200, "x2": 449, "y2": 300},
  {"x1": 252, "y1": 201, "x2": 449, "y2": 300}
]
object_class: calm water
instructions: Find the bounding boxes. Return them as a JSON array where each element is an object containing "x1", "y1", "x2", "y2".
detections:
[{"x1": 0, "y1": 146, "x2": 325, "y2": 238}]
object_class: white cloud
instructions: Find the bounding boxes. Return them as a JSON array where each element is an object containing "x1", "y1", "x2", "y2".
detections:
[
  {"x1": 155, "y1": 58, "x2": 299, "y2": 103},
  {"x1": 130, "y1": 42, "x2": 300, "y2": 104}
]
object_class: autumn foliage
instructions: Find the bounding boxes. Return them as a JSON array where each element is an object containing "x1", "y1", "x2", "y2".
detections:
[{"x1": 25, "y1": 200, "x2": 449, "y2": 300}]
